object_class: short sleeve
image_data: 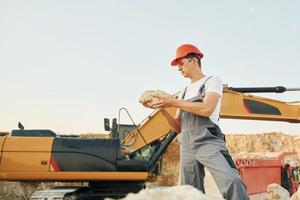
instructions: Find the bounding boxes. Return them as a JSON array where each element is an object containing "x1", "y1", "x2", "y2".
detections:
[{"x1": 205, "y1": 76, "x2": 223, "y2": 97}]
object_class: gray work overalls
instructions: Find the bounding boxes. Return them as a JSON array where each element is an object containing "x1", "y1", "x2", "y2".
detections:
[{"x1": 179, "y1": 77, "x2": 250, "y2": 200}]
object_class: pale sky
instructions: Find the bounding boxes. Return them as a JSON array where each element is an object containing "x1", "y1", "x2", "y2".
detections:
[{"x1": 0, "y1": 1, "x2": 299, "y2": 135}]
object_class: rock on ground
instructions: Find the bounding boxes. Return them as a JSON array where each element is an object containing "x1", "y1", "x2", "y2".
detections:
[
  {"x1": 291, "y1": 186, "x2": 300, "y2": 200},
  {"x1": 267, "y1": 183, "x2": 290, "y2": 200},
  {"x1": 109, "y1": 185, "x2": 208, "y2": 200},
  {"x1": 0, "y1": 181, "x2": 51, "y2": 200}
]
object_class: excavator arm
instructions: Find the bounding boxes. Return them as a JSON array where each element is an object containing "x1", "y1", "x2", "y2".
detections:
[{"x1": 122, "y1": 86, "x2": 300, "y2": 154}]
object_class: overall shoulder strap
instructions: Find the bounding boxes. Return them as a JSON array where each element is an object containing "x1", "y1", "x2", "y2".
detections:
[
  {"x1": 181, "y1": 86, "x2": 188, "y2": 100},
  {"x1": 198, "y1": 76, "x2": 213, "y2": 94}
]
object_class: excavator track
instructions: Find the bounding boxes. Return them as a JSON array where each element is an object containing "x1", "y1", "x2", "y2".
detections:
[
  {"x1": 31, "y1": 181, "x2": 146, "y2": 200},
  {"x1": 65, "y1": 181, "x2": 145, "y2": 200}
]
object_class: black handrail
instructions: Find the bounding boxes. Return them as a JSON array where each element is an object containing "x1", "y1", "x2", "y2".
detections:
[
  {"x1": 227, "y1": 86, "x2": 300, "y2": 93},
  {"x1": 148, "y1": 131, "x2": 177, "y2": 173}
]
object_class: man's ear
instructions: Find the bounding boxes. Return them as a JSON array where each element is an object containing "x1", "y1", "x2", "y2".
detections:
[
  {"x1": 191, "y1": 58, "x2": 197, "y2": 65},
  {"x1": 191, "y1": 58, "x2": 195, "y2": 63}
]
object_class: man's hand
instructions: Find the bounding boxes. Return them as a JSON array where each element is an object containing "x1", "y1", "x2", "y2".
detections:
[
  {"x1": 142, "y1": 101, "x2": 163, "y2": 110},
  {"x1": 151, "y1": 94, "x2": 178, "y2": 109},
  {"x1": 142, "y1": 102, "x2": 155, "y2": 109},
  {"x1": 139, "y1": 90, "x2": 171, "y2": 109}
]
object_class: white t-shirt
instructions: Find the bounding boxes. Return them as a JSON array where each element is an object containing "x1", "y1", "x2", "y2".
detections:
[{"x1": 180, "y1": 75, "x2": 223, "y2": 126}]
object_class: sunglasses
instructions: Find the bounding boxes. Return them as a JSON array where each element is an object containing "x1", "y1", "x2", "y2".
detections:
[{"x1": 177, "y1": 58, "x2": 192, "y2": 66}]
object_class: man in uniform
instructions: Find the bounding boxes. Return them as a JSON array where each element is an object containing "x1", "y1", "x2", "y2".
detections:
[{"x1": 147, "y1": 44, "x2": 249, "y2": 200}]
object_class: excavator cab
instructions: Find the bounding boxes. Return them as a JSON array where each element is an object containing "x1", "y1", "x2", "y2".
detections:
[
  {"x1": 0, "y1": 122, "x2": 177, "y2": 199},
  {"x1": 0, "y1": 128, "x2": 173, "y2": 174}
]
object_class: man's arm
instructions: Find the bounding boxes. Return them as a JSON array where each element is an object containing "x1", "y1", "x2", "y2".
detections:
[
  {"x1": 153, "y1": 92, "x2": 220, "y2": 117},
  {"x1": 160, "y1": 108, "x2": 181, "y2": 134}
]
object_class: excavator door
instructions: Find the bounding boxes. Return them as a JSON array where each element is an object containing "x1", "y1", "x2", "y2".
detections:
[
  {"x1": 0, "y1": 130, "x2": 55, "y2": 173},
  {"x1": 0, "y1": 134, "x2": 8, "y2": 164}
]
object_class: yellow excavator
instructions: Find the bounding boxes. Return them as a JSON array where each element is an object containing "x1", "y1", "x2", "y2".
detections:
[{"x1": 0, "y1": 86, "x2": 299, "y2": 199}]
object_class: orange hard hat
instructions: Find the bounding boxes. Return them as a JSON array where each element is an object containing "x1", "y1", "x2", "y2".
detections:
[{"x1": 171, "y1": 44, "x2": 204, "y2": 66}]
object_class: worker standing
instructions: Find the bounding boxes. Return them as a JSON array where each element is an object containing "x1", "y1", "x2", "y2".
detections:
[{"x1": 146, "y1": 44, "x2": 250, "y2": 199}]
